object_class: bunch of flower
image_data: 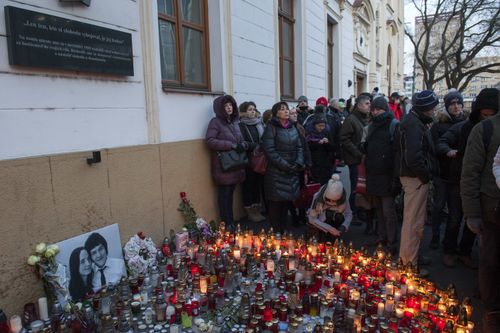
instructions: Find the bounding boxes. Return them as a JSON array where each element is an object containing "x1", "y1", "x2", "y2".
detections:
[
  {"x1": 27, "y1": 242, "x2": 70, "y2": 305},
  {"x1": 178, "y1": 192, "x2": 216, "y2": 240},
  {"x1": 123, "y1": 231, "x2": 158, "y2": 278}
]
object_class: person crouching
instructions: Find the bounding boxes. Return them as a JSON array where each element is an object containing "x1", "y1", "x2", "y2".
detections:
[{"x1": 307, "y1": 174, "x2": 352, "y2": 241}]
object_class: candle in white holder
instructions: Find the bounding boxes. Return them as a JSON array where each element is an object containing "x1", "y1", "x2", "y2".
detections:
[
  {"x1": 377, "y1": 302, "x2": 385, "y2": 317},
  {"x1": 394, "y1": 290, "x2": 401, "y2": 302},
  {"x1": 334, "y1": 271, "x2": 341, "y2": 282},
  {"x1": 38, "y1": 297, "x2": 49, "y2": 321},
  {"x1": 385, "y1": 296, "x2": 395, "y2": 314},
  {"x1": 10, "y1": 315, "x2": 22, "y2": 333},
  {"x1": 396, "y1": 308, "x2": 404, "y2": 318},
  {"x1": 408, "y1": 284, "x2": 416, "y2": 295},
  {"x1": 385, "y1": 282, "x2": 394, "y2": 296}
]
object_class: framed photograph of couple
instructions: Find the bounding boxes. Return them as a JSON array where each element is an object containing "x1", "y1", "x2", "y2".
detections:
[{"x1": 55, "y1": 223, "x2": 127, "y2": 302}]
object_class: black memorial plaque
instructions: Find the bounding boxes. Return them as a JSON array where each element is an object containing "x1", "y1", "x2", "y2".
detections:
[{"x1": 4, "y1": 6, "x2": 134, "y2": 76}]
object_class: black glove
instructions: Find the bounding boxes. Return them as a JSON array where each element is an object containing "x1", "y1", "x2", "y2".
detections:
[
  {"x1": 391, "y1": 179, "x2": 402, "y2": 197},
  {"x1": 235, "y1": 143, "x2": 246, "y2": 153}
]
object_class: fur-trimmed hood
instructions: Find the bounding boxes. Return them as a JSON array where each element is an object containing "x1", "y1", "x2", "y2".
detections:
[
  {"x1": 213, "y1": 95, "x2": 239, "y2": 123},
  {"x1": 435, "y1": 107, "x2": 464, "y2": 124}
]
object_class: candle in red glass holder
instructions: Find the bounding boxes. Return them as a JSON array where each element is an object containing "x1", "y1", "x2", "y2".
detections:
[
  {"x1": 190, "y1": 264, "x2": 200, "y2": 276},
  {"x1": 404, "y1": 309, "x2": 414, "y2": 319},
  {"x1": 263, "y1": 305, "x2": 273, "y2": 322}
]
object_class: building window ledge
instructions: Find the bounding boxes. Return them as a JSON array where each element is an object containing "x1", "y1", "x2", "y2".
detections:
[{"x1": 162, "y1": 86, "x2": 224, "y2": 96}]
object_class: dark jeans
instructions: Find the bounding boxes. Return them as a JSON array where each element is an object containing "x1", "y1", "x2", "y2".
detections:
[
  {"x1": 217, "y1": 184, "x2": 236, "y2": 227},
  {"x1": 480, "y1": 194, "x2": 500, "y2": 313},
  {"x1": 289, "y1": 202, "x2": 306, "y2": 223},
  {"x1": 242, "y1": 168, "x2": 263, "y2": 207},
  {"x1": 373, "y1": 196, "x2": 398, "y2": 248},
  {"x1": 348, "y1": 164, "x2": 359, "y2": 214},
  {"x1": 268, "y1": 200, "x2": 289, "y2": 234},
  {"x1": 432, "y1": 179, "x2": 475, "y2": 254}
]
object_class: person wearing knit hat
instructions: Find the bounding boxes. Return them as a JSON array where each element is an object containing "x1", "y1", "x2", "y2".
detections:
[
  {"x1": 308, "y1": 174, "x2": 353, "y2": 238},
  {"x1": 398, "y1": 89, "x2": 438, "y2": 276},
  {"x1": 316, "y1": 96, "x2": 328, "y2": 107},
  {"x1": 436, "y1": 88, "x2": 498, "y2": 270},
  {"x1": 306, "y1": 115, "x2": 335, "y2": 185},
  {"x1": 364, "y1": 96, "x2": 399, "y2": 254},
  {"x1": 444, "y1": 90, "x2": 464, "y2": 114},
  {"x1": 413, "y1": 90, "x2": 439, "y2": 122},
  {"x1": 429, "y1": 89, "x2": 465, "y2": 260},
  {"x1": 461, "y1": 87, "x2": 500, "y2": 333},
  {"x1": 370, "y1": 96, "x2": 390, "y2": 113}
]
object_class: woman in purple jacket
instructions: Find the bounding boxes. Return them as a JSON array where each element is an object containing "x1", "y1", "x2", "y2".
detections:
[{"x1": 206, "y1": 95, "x2": 249, "y2": 229}]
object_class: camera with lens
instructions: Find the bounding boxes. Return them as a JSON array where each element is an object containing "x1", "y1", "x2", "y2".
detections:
[{"x1": 325, "y1": 210, "x2": 345, "y2": 229}]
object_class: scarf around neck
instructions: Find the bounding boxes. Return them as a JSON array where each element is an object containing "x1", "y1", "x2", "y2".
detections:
[{"x1": 240, "y1": 116, "x2": 264, "y2": 138}]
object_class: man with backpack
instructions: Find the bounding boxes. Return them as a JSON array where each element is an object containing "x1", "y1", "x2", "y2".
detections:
[
  {"x1": 461, "y1": 87, "x2": 500, "y2": 333},
  {"x1": 363, "y1": 97, "x2": 400, "y2": 255}
]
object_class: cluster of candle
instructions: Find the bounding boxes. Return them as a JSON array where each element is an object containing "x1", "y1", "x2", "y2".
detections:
[{"x1": 0, "y1": 225, "x2": 474, "y2": 333}]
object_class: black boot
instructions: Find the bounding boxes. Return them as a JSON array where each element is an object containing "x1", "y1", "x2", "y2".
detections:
[{"x1": 430, "y1": 233, "x2": 440, "y2": 250}]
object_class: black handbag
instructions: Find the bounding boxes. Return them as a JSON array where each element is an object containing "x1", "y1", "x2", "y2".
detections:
[{"x1": 217, "y1": 150, "x2": 249, "y2": 171}]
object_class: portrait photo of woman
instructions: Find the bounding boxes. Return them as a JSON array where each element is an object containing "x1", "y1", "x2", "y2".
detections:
[{"x1": 68, "y1": 247, "x2": 93, "y2": 302}]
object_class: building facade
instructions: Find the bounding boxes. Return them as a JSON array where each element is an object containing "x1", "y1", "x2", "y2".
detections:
[{"x1": 0, "y1": 0, "x2": 403, "y2": 313}]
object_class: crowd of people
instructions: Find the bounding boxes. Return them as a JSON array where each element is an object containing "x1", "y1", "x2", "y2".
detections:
[{"x1": 205, "y1": 87, "x2": 500, "y2": 332}]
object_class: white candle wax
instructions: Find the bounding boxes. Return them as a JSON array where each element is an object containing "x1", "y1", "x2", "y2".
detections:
[
  {"x1": 396, "y1": 308, "x2": 404, "y2": 318},
  {"x1": 408, "y1": 284, "x2": 416, "y2": 294},
  {"x1": 10, "y1": 315, "x2": 22, "y2": 333},
  {"x1": 233, "y1": 249, "x2": 241, "y2": 260},
  {"x1": 385, "y1": 299, "x2": 395, "y2": 313},
  {"x1": 394, "y1": 290, "x2": 401, "y2": 302},
  {"x1": 334, "y1": 271, "x2": 341, "y2": 282},
  {"x1": 377, "y1": 302, "x2": 385, "y2": 317},
  {"x1": 385, "y1": 282, "x2": 394, "y2": 296},
  {"x1": 275, "y1": 249, "x2": 281, "y2": 261},
  {"x1": 38, "y1": 297, "x2": 49, "y2": 321}
]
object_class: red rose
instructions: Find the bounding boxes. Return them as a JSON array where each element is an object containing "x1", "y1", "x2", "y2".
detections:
[
  {"x1": 137, "y1": 231, "x2": 145, "y2": 240},
  {"x1": 180, "y1": 192, "x2": 187, "y2": 199}
]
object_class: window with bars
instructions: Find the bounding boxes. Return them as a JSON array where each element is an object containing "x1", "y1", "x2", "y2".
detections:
[
  {"x1": 157, "y1": 0, "x2": 210, "y2": 90},
  {"x1": 278, "y1": 0, "x2": 295, "y2": 100}
]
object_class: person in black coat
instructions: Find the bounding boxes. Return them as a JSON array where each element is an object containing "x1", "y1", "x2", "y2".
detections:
[
  {"x1": 436, "y1": 89, "x2": 499, "y2": 268},
  {"x1": 289, "y1": 107, "x2": 312, "y2": 226},
  {"x1": 262, "y1": 102, "x2": 305, "y2": 233},
  {"x1": 398, "y1": 90, "x2": 438, "y2": 271},
  {"x1": 364, "y1": 97, "x2": 400, "y2": 255},
  {"x1": 306, "y1": 116, "x2": 335, "y2": 185},
  {"x1": 239, "y1": 101, "x2": 266, "y2": 222},
  {"x1": 429, "y1": 91, "x2": 465, "y2": 255}
]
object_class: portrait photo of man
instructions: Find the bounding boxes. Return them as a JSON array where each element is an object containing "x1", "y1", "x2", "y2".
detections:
[{"x1": 85, "y1": 232, "x2": 126, "y2": 291}]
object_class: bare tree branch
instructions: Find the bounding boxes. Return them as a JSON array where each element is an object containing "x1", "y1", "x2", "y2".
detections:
[{"x1": 408, "y1": 0, "x2": 500, "y2": 91}]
